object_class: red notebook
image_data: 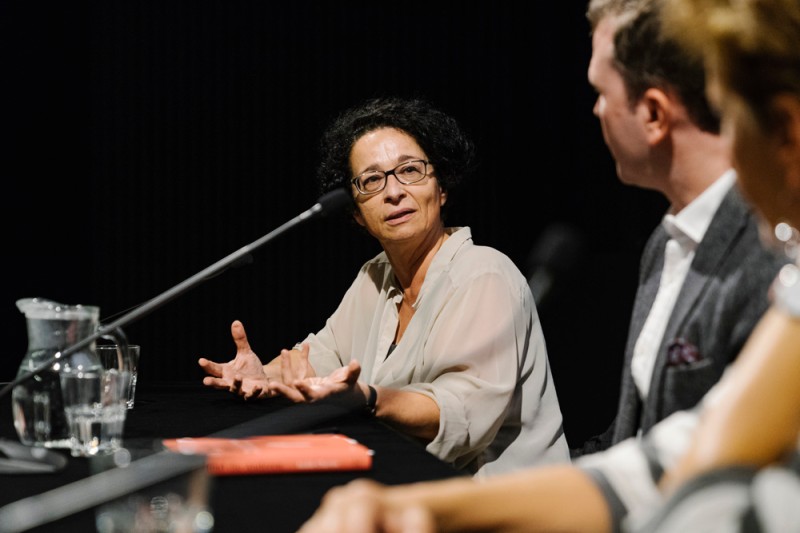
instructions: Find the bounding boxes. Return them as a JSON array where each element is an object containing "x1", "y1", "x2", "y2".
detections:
[{"x1": 162, "y1": 434, "x2": 374, "y2": 476}]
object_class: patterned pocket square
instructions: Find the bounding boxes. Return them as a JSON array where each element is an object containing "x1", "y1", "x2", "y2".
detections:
[{"x1": 667, "y1": 337, "x2": 701, "y2": 366}]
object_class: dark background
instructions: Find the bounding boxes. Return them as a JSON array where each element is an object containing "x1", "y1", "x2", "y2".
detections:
[{"x1": 1, "y1": 1, "x2": 667, "y2": 448}]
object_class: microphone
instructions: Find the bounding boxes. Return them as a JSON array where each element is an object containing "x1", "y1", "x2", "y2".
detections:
[
  {"x1": 527, "y1": 222, "x2": 586, "y2": 311},
  {"x1": 0, "y1": 188, "x2": 351, "y2": 400},
  {"x1": 308, "y1": 187, "x2": 352, "y2": 217}
]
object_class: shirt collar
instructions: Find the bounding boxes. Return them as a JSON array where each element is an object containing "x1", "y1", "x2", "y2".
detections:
[
  {"x1": 428, "y1": 226, "x2": 470, "y2": 272},
  {"x1": 393, "y1": 227, "x2": 471, "y2": 309},
  {"x1": 662, "y1": 169, "x2": 736, "y2": 245}
]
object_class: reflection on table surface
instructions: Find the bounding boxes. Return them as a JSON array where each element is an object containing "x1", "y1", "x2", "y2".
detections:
[{"x1": 0, "y1": 381, "x2": 466, "y2": 533}]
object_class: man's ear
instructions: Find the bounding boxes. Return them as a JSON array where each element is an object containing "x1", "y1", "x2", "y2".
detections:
[
  {"x1": 772, "y1": 94, "x2": 800, "y2": 189},
  {"x1": 641, "y1": 87, "x2": 672, "y2": 144}
]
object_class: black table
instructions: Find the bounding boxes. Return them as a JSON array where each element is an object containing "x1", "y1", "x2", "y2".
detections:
[{"x1": 0, "y1": 382, "x2": 466, "y2": 532}]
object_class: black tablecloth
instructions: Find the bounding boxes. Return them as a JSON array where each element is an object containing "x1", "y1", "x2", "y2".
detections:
[{"x1": 0, "y1": 381, "x2": 466, "y2": 532}]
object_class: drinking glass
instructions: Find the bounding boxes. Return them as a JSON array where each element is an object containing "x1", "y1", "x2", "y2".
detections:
[
  {"x1": 97, "y1": 345, "x2": 140, "y2": 409},
  {"x1": 60, "y1": 368, "x2": 128, "y2": 457}
]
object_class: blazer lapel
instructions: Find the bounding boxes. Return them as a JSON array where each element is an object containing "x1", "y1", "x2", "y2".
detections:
[{"x1": 644, "y1": 187, "x2": 749, "y2": 428}]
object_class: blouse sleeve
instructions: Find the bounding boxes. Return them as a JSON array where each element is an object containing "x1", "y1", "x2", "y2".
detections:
[
  {"x1": 301, "y1": 261, "x2": 376, "y2": 377},
  {"x1": 405, "y1": 268, "x2": 535, "y2": 468}
]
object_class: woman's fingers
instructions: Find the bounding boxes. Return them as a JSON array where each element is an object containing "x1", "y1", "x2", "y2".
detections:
[
  {"x1": 230, "y1": 374, "x2": 243, "y2": 393},
  {"x1": 202, "y1": 376, "x2": 229, "y2": 389},
  {"x1": 280, "y1": 349, "x2": 301, "y2": 384},
  {"x1": 198, "y1": 358, "x2": 223, "y2": 377},
  {"x1": 270, "y1": 380, "x2": 307, "y2": 402},
  {"x1": 230, "y1": 320, "x2": 253, "y2": 355}
]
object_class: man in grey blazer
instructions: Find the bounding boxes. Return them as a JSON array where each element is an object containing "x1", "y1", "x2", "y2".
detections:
[{"x1": 572, "y1": 0, "x2": 789, "y2": 457}]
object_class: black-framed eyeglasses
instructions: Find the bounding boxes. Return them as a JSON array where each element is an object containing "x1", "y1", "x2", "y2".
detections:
[{"x1": 351, "y1": 159, "x2": 430, "y2": 195}]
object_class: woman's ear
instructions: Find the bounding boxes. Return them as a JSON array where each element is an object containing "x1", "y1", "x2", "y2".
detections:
[{"x1": 440, "y1": 187, "x2": 447, "y2": 207}]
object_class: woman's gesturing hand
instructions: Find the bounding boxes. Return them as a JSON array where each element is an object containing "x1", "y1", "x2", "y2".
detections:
[
  {"x1": 198, "y1": 320, "x2": 271, "y2": 400},
  {"x1": 271, "y1": 347, "x2": 365, "y2": 408}
]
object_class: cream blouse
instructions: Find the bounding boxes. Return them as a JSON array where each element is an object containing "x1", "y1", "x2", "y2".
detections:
[{"x1": 303, "y1": 226, "x2": 569, "y2": 476}]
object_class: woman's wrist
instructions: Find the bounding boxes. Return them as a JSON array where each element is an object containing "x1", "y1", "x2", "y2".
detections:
[{"x1": 364, "y1": 384, "x2": 378, "y2": 415}]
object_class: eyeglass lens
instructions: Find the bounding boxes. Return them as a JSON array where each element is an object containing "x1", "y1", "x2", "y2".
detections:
[{"x1": 355, "y1": 160, "x2": 427, "y2": 194}]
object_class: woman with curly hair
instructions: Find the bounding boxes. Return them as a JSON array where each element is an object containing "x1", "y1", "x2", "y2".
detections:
[{"x1": 198, "y1": 96, "x2": 569, "y2": 477}]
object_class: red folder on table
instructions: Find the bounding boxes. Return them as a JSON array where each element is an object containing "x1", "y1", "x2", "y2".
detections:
[{"x1": 162, "y1": 433, "x2": 373, "y2": 476}]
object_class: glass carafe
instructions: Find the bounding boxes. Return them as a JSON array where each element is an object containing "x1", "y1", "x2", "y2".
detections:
[{"x1": 13, "y1": 297, "x2": 103, "y2": 448}]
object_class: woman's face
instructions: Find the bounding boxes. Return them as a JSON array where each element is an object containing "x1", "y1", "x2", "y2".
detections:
[
  {"x1": 349, "y1": 127, "x2": 446, "y2": 248},
  {"x1": 716, "y1": 85, "x2": 791, "y2": 228}
]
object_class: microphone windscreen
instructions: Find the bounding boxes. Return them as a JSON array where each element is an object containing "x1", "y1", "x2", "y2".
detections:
[
  {"x1": 316, "y1": 188, "x2": 351, "y2": 216},
  {"x1": 527, "y1": 223, "x2": 586, "y2": 277},
  {"x1": 526, "y1": 223, "x2": 586, "y2": 309}
]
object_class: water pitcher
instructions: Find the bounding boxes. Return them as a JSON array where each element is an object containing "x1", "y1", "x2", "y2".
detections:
[{"x1": 13, "y1": 297, "x2": 103, "y2": 448}]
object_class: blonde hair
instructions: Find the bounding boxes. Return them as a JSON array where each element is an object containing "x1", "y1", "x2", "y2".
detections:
[{"x1": 663, "y1": 0, "x2": 800, "y2": 129}]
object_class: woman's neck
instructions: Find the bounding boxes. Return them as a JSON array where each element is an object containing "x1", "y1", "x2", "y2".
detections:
[{"x1": 386, "y1": 227, "x2": 449, "y2": 296}]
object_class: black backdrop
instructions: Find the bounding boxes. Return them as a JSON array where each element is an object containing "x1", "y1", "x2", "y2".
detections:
[{"x1": 1, "y1": 1, "x2": 668, "y2": 448}]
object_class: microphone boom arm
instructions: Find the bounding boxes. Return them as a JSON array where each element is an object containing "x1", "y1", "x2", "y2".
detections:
[{"x1": 0, "y1": 188, "x2": 349, "y2": 399}]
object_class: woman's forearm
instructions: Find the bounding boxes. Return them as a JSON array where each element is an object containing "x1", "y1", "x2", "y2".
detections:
[
  {"x1": 389, "y1": 465, "x2": 612, "y2": 533},
  {"x1": 663, "y1": 308, "x2": 800, "y2": 492},
  {"x1": 376, "y1": 388, "x2": 440, "y2": 441}
]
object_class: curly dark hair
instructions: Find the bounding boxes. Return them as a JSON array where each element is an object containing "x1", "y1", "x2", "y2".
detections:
[{"x1": 316, "y1": 96, "x2": 476, "y2": 215}]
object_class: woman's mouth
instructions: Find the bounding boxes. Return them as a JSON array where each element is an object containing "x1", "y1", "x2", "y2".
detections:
[{"x1": 386, "y1": 209, "x2": 414, "y2": 224}]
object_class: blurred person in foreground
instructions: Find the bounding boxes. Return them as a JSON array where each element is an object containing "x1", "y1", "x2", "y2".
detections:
[
  {"x1": 573, "y1": 0, "x2": 786, "y2": 457},
  {"x1": 198, "y1": 96, "x2": 569, "y2": 478},
  {"x1": 634, "y1": 1, "x2": 800, "y2": 530},
  {"x1": 297, "y1": 1, "x2": 800, "y2": 531}
]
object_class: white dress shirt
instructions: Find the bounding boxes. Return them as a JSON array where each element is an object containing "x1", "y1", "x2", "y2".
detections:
[{"x1": 631, "y1": 170, "x2": 737, "y2": 400}]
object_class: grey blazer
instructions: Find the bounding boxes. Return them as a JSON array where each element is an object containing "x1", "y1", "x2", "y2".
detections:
[{"x1": 573, "y1": 186, "x2": 789, "y2": 457}]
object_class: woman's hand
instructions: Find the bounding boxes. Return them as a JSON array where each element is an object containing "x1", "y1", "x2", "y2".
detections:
[
  {"x1": 297, "y1": 478, "x2": 435, "y2": 533},
  {"x1": 271, "y1": 347, "x2": 366, "y2": 408},
  {"x1": 198, "y1": 320, "x2": 271, "y2": 400}
]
